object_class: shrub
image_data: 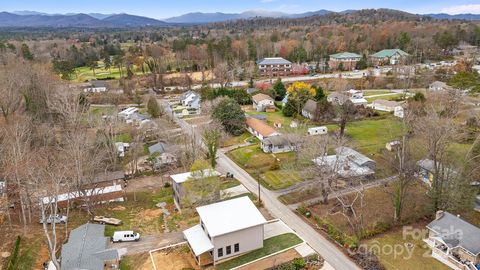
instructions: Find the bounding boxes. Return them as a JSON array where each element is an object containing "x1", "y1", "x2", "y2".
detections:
[
  {"x1": 292, "y1": 257, "x2": 305, "y2": 269},
  {"x1": 163, "y1": 182, "x2": 171, "y2": 188}
]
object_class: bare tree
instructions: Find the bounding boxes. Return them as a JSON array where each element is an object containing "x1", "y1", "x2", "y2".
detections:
[
  {"x1": 0, "y1": 60, "x2": 25, "y2": 122},
  {"x1": 336, "y1": 100, "x2": 357, "y2": 137}
]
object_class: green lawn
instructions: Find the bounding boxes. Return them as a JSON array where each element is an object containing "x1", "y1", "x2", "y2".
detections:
[
  {"x1": 366, "y1": 94, "x2": 404, "y2": 102},
  {"x1": 362, "y1": 91, "x2": 394, "y2": 96},
  {"x1": 365, "y1": 228, "x2": 451, "y2": 270},
  {"x1": 326, "y1": 117, "x2": 404, "y2": 156},
  {"x1": 114, "y1": 133, "x2": 133, "y2": 143},
  {"x1": 261, "y1": 170, "x2": 303, "y2": 190},
  {"x1": 71, "y1": 61, "x2": 147, "y2": 82},
  {"x1": 221, "y1": 132, "x2": 255, "y2": 148},
  {"x1": 13, "y1": 236, "x2": 43, "y2": 270},
  {"x1": 216, "y1": 233, "x2": 303, "y2": 270},
  {"x1": 247, "y1": 110, "x2": 293, "y2": 127},
  {"x1": 227, "y1": 145, "x2": 301, "y2": 190}
]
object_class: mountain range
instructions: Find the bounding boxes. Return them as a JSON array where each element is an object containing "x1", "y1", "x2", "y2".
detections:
[{"x1": 0, "y1": 9, "x2": 479, "y2": 28}]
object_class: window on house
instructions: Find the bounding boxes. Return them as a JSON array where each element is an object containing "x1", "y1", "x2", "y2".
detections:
[
  {"x1": 218, "y1": 248, "x2": 223, "y2": 257},
  {"x1": 226, "y1": 245, "x2": 231, "y2": 255},
  {"x1": 234, "y1": 243, "x2": 239, "y2": 252}
]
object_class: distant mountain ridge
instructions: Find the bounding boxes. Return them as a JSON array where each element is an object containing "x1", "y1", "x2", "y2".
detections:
[
  {"x1": 0, "y1": 12, "x2": 167, "y2": 27},
  {"x1": 1, "y1": 9, "x2": 480, "y2": 28}
]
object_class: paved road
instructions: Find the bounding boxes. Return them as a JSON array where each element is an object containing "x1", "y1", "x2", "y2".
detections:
[
  {"x1": 109, "y1": 232, "x2": 184, "y2": 255},
  {"x1": 216, "y1": 150, "x2": 360, "y2": 270},
  {"x1": 162, "y1": 99, "x2": 361, "y2": 270}
]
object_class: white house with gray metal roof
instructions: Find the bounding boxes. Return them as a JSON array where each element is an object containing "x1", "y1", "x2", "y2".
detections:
[
  {"x1": 183, "y1": 196, "x2": 267, "y2": 266},
  {"x1": 425, "y1": 211, "x2": 480, "y2": 270},
  {"x1": 313, "y1": 147, "x2": 376, "y2": 178},
  {"x1": 257, "y1": 57, "x2": 292, "y2": 77}
]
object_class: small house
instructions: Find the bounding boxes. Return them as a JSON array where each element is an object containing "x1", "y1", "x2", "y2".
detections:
[
  {"x1": 181, "y1": 91, "x2": 201, "y2": 110},
  {"x1": 313, "y1": 147, "x2": 376, "y2": 178},
  {"x1": 115, "y1": 142, "x2": 130, "y2": 157},
  {"x1": 385, "y1": 141, "x2": 401, "y2": 152},
  {"x1": 429, "y1": 81, "x2": 452, "y2": 92},
  {"x1": 183, "y1": 196, "x2": 267, "y2": 266},
  {"x1": 252, "y1": 93, "x2": 274, "y2": 112},
  {"x1": 371, "y1": 100, "x2": 402, "y2": 112},
  {"x1": 394, "y1": 105, "x2": 405, "y2": 118},
  {"x1": 346, "y1": 89, "x2": 364, "y2": 99},
  {"x1": 61, "y1": 223, "x2": 125, "y2": 270},
  {"x1": 84, "y1": 80, "x2": 108, "y2": 93},
  {"x1": 148, "y1": 142, "x2": 167, "y2": 155},
  {"x1": 424, "y1": 211, "x2": 480, "y2": 270},
  {"x1": 308, "y1": 126, "x2": 328, "y2": 136},
  {"x1": 417, "y1": 159, "x2": 457, "y2": 187},
  {"x1": 118, "y1": 107, "x2": 139, "y2": 119},
  {"x1": 261, "y1": 135, "x2": 293, "y2": 153},
  {"x1": 171, "y1": 169, "x2": 221, "y2": 210},
  {"x1": 301, "y1": 99, "x2": 318, "y2": 120},
  {"x1": 245, "y1": 117, "x2": 280, "y2": 140}
]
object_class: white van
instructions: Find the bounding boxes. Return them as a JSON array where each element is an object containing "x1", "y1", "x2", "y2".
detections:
[{"x1": 112, "y1": 231, "x2": 140, "y2": 242}]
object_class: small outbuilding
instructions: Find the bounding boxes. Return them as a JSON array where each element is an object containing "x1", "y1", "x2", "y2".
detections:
[{"x1": 308, "y1": 126, "x2": 328, "y2": 136}]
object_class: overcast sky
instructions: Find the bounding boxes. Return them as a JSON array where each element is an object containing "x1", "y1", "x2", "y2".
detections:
[{"x1": 3, "y1": 0, "x2": 480, "y2": 19}]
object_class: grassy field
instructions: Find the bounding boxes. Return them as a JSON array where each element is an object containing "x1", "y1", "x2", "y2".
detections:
[
  {"x1": 362, "y1": 91, "x2": 394, "y2": 96},
  {"x1": 216, "y1": 233, "x2": 303, "y2": 270},
  {"x1": 221, "y1": 132, "x2": 256, "y2": 148},
  {"x1": 364, "y1": 226, "x2": 451, "y2": 270},
  {"x1": 72, "y1": 61, "x2": 146, "y2": 82},
  {"x1": 326, "y1": 117, "x2": 404, "y2": 156},
  {"x1": 365, "y1": 94, "x2": 405, "y2": 102},
  {"x1": 227, "y1": 145, "x2": 301, "y2": 190},
  {"x1": 261, "y1": 170, "x2": 303, "y2": 190},
  {"x1": 247, "y1": 110, "x2": 293, "y2": 127}
]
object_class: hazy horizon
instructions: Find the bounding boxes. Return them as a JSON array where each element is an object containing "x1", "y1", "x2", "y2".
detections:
[{"x1": 3, "y1": 0, "x2": 480, "y2": 20}]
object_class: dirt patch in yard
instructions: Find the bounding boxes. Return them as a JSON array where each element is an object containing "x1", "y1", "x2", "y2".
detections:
[
  {"x1": 33, "y1": 244, "x2": 50, "y2": 270},
  {"x1": 146, "y1": 246, "x2": 207, "y2": 270},
  {"x1": 138, "y1": 209, "x2": 163, "y2": 221},
  {"x1": 236, "y1": 249, "x2": 300, "y2": 270}
]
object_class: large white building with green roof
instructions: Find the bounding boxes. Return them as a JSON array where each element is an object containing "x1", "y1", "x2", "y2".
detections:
[
  {"x1": 328, "y1": 52, "x2": 362, "y2": 71},
  {"x1": 371, "y1": 49, "x2": 409, "y2": 65}
]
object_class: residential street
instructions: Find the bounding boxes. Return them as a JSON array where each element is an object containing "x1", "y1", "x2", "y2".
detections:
[
  {"x1": 216, "y1": 151, "x2": 361, "y2": 270},
  {"x1": 163, "y1": 101, "x2": 360, "y2": 270}
]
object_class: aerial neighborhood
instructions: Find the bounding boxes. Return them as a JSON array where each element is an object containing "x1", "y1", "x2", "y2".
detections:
[{"x1": 1, "y1": 3, "x2": 480, "y2": 270}]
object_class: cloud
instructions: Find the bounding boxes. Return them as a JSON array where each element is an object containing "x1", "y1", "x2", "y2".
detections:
[
  {"x1": 441, "y1": 4, "x2": 480, "y2": 14},
  {"x1": 260, "y1": 0, "x2": 276, "y2": 3}
]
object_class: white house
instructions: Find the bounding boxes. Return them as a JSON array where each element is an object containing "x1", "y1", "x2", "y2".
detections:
[
  {"x1": 183, "y1": 196, "x2": 267, "y2": 266},
  {"x1": 346, "y1": 89, "x2": 364, "y2": 99},
  {"x1": 371, "y1": 100, "x2": 402, "y2": 112},
  {"x1": 261, "y1": 135, "x2": 293, "y2": 153},
  {"x1": 394, "y1": 105, "x2": 405, "y2": 118},
  {"x1": 308, "y1": 126, "x2": 328, "y2": 136},
  {"x1": 118, "y1": 107, "x2": 139, "y2": 119},
  {"x1": 252, "y1": 93, "x2": 274, "y2": 112},
  {"x1": 429, "y1": 81, "x2": 452, "y2": 92},
  {"x1": 181, "y1": 91, "x2": 201, "y2": 110},
  {"x1": 84, "y1": 80, "x2": 108, "y2": 93},
  {"x1": 115, "y1": 142, "x2": 130, "y2": 157},
  {"x1": 171, "y1": 169, "x2": 221, "y2": 210},
  {"x1": 313, "y1": 147, "x2": 376, "y2": 178},
  {"x1": 328, "y1": 92, "x2": 367, "y2": 106},
  {"x1": 245, "y1": 117, "x2": 280, "y2": 140}
]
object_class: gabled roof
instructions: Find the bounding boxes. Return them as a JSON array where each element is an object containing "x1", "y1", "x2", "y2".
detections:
[
  {"x1": 196, "y1": 196, "x2": 267, "y2": 237},
  {"x1": 170, "y1": 169, "x2": 220, "y2": 184},
  {"x1": 336, "y1": 147, "x2": 375, "y2": 167},
  {"x1": 262, "y1": 135, "x2": 292, "y2": 147},
  {"x1": 148, "y1": 142, "x2": 166, "y2": 154},
  {"x1": 371, "y1": 49, "x2": 409, "y2": 58},
  {"x1": 330, "y1": 52, "x2": 362, "y2": 59},
  {"x1": 252, "y1": 93, "x2": 274, "y2": 103},
  {"x1": 427, "y1": 211, "x2": 480, "y2": 255},
  {"x1": 61, "y1": 224, "x2": 120, "y2": 270},
  {"x1": 429, "y1": 81, "x2": 448, "y2": 88},
  {"x1": 246, "y1": 117, "x2": 278, "y2": 137},
  {"x1": 302, "y1": 99, "x2": 318, "y2": 114},
  {"x1": 257, "y1": 57, "x2": 292, "y2": 65}
]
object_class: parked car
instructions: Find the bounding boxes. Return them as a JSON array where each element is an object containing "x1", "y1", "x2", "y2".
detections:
[
  {"x1": 39, "y1": 214, "x2": 67, "y2": 224},
  {"x1": 92, "y1": 216, "x2": 123, "y2": 226},
  {"x1": 111, "y1": 231, "x2": 140, "y2": 242}
]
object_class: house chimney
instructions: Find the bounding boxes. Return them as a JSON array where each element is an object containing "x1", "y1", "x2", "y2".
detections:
[{"x1": 436, "y1": 210, "x2": 444, "y2": 220}]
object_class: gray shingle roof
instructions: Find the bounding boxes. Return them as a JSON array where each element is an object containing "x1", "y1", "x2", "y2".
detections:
[
  {"x1": 302, "y1": 99, "x2": 318, "y2": 114},
  {"x1": 427, "y1": 211, "x2": 480, "y2": 255},
  {"x1": 262, "y1": 135, "x2": 292, "y2": 147},
  {"x1": 61, "y1": 224, "x2": 118, "y2": 270},
  {"x1": 148, "y1": 142, "x2": 167, "y2": 154},
  {"x1": 91, "y1": 171, "x2": 125, "y2": 184},
  {"x1": 336, "y1": 147, "x2": 376, "y2": 168},
  {"x1": 257, "y1": 57, "x2": 292, "y2": 65}
]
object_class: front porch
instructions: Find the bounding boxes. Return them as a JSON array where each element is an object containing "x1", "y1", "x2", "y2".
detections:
[
  {"x1": 183, "y1": 224, "x2": 215, "y2": 266},
  {"x1": 424, "y1": 238, "x2": 478, "y2": 270}
]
